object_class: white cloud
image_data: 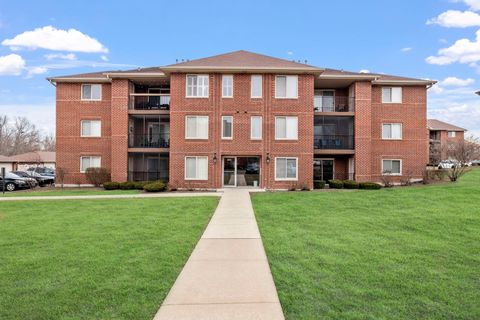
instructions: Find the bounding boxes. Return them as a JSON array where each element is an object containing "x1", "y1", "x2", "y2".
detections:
[
  {"x1": 2, "y1": 25, "x2": 108, "y2": 53},
  {"x1": 100, "y1": 55, "x2": 108, "y2": 61},
  {"x1": 441, "y1": 76, "x2": 475, "y2": 86},
  {"x1": 26, "y1": 66, "x2": 48, "y2": 78},
  {"x1": 426, "y1": 29, "x2": 480, "y2": 65},
  {"x1": 44, "y1": 53, "x2": 76, "y2": 60},
  {"x1": 287, "y1": 51, "x2": 294, "y2": 56},
  {"x1": 401, "y1": 47, "x2": 412, "y2": 52},
  {"x1": 427, "y1": 10, "x2": 480, "y2": 27},
  {"x1": 0, "y1": 54, "x2": 26, "y2": 75},
  {"x1": 452, "y1": 0, "x2": 480, "y2": 11},
  {"x1": 359, "y1": 69, "x2": 370, "y2": 73}
]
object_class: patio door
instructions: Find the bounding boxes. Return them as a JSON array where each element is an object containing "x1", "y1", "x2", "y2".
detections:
[
  {"x1": 147, "y1": 157, "x2": 159, "y2": 181},
  {"x1": 314, "y1": 159, "x2": 334, "y2": 181},
  {"x1": 223, "y1": 157, "x2": 236, "y2": 187}
]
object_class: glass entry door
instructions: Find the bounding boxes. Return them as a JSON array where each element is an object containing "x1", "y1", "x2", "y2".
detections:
[
  {"x1": 314, "y1": 159, "x2": 334, "y2": 181},
  {"x1": 223, "y1": 157, "x2": 236, "y2": 187}
]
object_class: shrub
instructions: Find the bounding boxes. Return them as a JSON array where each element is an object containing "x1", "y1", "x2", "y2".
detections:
[
  {"x1": 343, "y1": 180, "x2": 359, "y2": 189},
  {"x1": 381, "y1": 173, "x2": 394, "y2": 188},
  {"x1": 359, "y1": 182, "x2": 382, "y2": 190},
  {"x1": 314, "y1": 180, "x2": 326, "y2": 189},
  {"x1": 85, "y1": 167, "x2": 111, "y2": 187},
  {"x1": 328, "y1": 179, "x2": 344, "y2": 189},
  {"x1": 133, "y1": 181, "x2": 149, "y2": 190},
  {"x1": 143, "y1": 181, "x2": 167, "y2": 192},
  {"x1": 118, "y1": 181, "x2": 136, "y2": 190},
  {"x1": 103, "y1": 182, "x2": 119, "y2": 190},
  {"x1": 434, "y1": 169, "x2": 447, "y2": 181},
  {"x1": 422, "y1": 169, "x2": 431, "y2": 184}
]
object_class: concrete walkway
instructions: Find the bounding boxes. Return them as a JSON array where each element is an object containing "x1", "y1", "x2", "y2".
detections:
[
  {"x1": 0, "y1": 192, "x2": 221, "y2": 201},
  {"x1": 154, "y1": 189, "x2": 284, "y2": 320}
]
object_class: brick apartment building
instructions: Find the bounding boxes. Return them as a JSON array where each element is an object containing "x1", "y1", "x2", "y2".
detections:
[
  {"x1": 427, "y1": 119, "x2": 466, "y2": 164},
  {"x1": 48, "y1": 50, "x2": 436, "y2": 189}
]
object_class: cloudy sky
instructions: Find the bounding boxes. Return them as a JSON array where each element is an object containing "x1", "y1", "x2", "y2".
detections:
[{"x1": 0, "y1": 0, "x2": 479, "y2": 137}]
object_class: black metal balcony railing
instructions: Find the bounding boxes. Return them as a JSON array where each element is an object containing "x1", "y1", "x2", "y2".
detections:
[
  {"x1": 314, "y1": 134, "x2": 354, "y2": 150},
  {"x1": 129, "y1": 94, "x2": 170, "y2": 110},
  {"x1": 314, "y1": 96, "x2": 355, "y2": 112},
  {"x1": 128, "y1": 171, "x2": 169, "y2": 182},
  {"x1": 128, "y1": 134, "x2": 170, "y2": 148}
]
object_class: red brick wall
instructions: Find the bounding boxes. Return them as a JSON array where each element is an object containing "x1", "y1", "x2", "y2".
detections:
[
  {"x1": 354, "y1": 82, "x2": 373, "y2": 182},
  {"x1": 56, "y1": 82, "x2": 112, "y2": 184},
  {"x1": 438, "y1": 130, "x2": 465, "y2": 160},
  {"x1": 110, "y1": 79, "x2": 129, "y2": 181}
]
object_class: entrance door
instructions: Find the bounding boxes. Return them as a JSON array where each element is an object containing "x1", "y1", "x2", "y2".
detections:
[
  {"x1": 223, "y1": 157, "x2": 236, "y2": 187},
  {"x1": 314, "y1": 159, "x2": 334, "y2": 181}
]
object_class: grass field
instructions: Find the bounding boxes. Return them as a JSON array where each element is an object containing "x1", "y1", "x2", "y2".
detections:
[
  {"x1": 1, "y1": 187, "x2": 140, "y2": 197},
  {"x1": 252, "y1": 170, "x2": 480, "y2": 319},
  {"x1": 0, "y1": 197, "x2": 218, "y2": 319}
]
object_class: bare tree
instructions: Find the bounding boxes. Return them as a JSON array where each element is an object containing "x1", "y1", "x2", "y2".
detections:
[
  {"x1": 444, "y1": 136, "x2": 480, "y2": 182},
  {"x1": 41, "y1": 134, "x2": 56, "y2": 151},
  {"x1": 56, "y1": 167, "x2": 66, "y2": 189},
  {"x1": 0, "y1": 115, "x2": 12, "y2": 154}
]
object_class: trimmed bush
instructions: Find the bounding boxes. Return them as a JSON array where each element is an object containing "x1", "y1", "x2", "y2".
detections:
[
  {"x1": 328, "y1": 179, "x2": 344, "y2": 189},
  {"x1": 85, "y1": 167, "x2": 111, "y2": 187},
  {"x1": 359, "y1": 182, "x2": 382, "y2": 190},
  {"x1": 343, "y1": 180, "x2": 359, "y2": 189},
  {"x1": 314, "y1": 180, "x2": 326, "y2": 189},
  {"x1": 133, "y1": 181, "x2": 149, "y2": 190},
  {"x1": 118, "y1": 181, "x2": 136, "y2": 190},
  {"x1": 103, "y1": 182, "x2": 119, "y2": 190},
  {"x1": 143, "y1": 181, "x2": 167, "y2": 192}
]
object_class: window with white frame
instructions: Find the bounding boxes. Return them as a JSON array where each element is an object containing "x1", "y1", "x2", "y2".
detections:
[
  {"x1": 251, "y1": 116, "x2": 262, "y2": 140},
  {"x1": 222, "y1": 75, "x2": 233, "y2": 98},
  {"x1": 275, "y1": 116, "x2": 298, "y2": 140},
  {"x1": 275, "y1": 157, "x2": 298, "y2": 180},
  {"x1": 81, "y1": 120, "x2": 101, "y2": 137},
  {"x1": 186, "y1": 75, "x2": 209, "y2": 97},
  {"x1": 80, "y1": 156, "x2": 101, "y2": 173},
  {"x1": 222, "y1": 116, "x2": 233, "y2": 139},
  {"x1": 382, "y1": 123, "x2": 402, "y2": 139},
  {"x1": 275, "y1": 75, "x2": 298, "y2": 98},
  {"x1": 448, "y1": 131, "x2": 456, "y2": 137},
  {"x1": 185, "y1": 156, "x2": 208, "y2": 180},
  {"x1": 251, "y1": 75, "x2": 263, "y2": 98},
  {"x1": 81, "y1": 84, "x2": 102, "y2": 100},
  {"x1": 185, "y1": 116, "x2": 209, "y2": 139},
  {"x1": 381, "y1": 87, "x2": 402, "y2": 103},
  {"x1": 382, "y1": 159, "x2": 402, "y2": 175}
]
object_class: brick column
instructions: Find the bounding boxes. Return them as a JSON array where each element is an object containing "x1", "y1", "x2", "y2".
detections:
[
  {"x1": 110, "y1": 79, "x2": 129, "y2": 182},
  {"x1": 354, "y1": 81, "x2": 372, "y2": 182}
]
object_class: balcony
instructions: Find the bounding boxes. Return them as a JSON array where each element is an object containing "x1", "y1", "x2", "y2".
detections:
[
  {"x1": 314, "y1": 95, "x2": 354, "y2": 113},
  {"x1": 128, "y1": 134, "x2": 170, "y2": 148},
  {"x1": 128, "y1": 114, "x2": 170, "y2": 149},
  {"x1": 129, "y1": 93, "x2": 170, "y2": 111},
  {"x1": 128, "y1": 152, "x2": 169, "y2": 182},
  {"x1": 314, "y1": 134, "x2": 354, "y2": 150}
]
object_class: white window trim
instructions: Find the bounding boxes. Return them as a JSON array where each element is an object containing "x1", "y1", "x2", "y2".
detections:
[
  {"x1": 275, "y1": 75, "x2": 298, "y2": 99},
  {"x1": 221, "y1": 116, "x2": 233, "y2": 140},
  {"x1": 275, "y1": 116, "x2": 298, "y2": 140},
  {"x1": 381, "y1": 87, "x2": 402, "y2": 104},
  {"x1": 81, "y1": 84, "x2": 102, "y2": 101},
  {"x1": 185, "y1": 74, "x2": 209, "y2": 98},
  {"x1": 185, "y1": 115, "x2": 209, "y2": 140},
  {"x1": 184, "y1": 156, "x2": 209, "y2": 180},
  {"x1": 382, "y1": 123, "x2": 403, "y2": 140},
  {"x1": 80, "y1": 156, "x2": 101, "y2": 173},
  {"x1": 275, "y1": 157, "x2": 299, "y2": 181},
  {"x1": 250, "y1": 116, "x2": 262, "y2": 140},
  {"x1": 222, "y1": 75, "x2": 233, "y2": 98},
  {"x1": 448, "y1": 131, "x2": 456, "y2": 137},
  {"x1": 251, "y1": 75, "x2": 263, "y2": 99},
  {"x1": 381, "y1": 159, "x2": 402, "y2": 176},
  {"x1": 80, "y1": 120, "x2": 101, "y2": 137}
]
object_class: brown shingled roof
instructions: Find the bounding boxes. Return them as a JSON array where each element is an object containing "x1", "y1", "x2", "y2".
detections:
[
  {"x1": 427, "y1": 119, "x2": 467, "y2": 131},
  {"x1": 4, "y1": 151, "x2": 56, "y2": 163}
]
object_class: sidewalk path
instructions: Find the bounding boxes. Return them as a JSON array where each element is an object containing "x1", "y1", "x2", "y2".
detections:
[
  {"x1": 154, "y1": 189, "x2": 284, "y2": 320},
  {"x1": 0, "y1": 192, "x2": 221, "y2": 201}
]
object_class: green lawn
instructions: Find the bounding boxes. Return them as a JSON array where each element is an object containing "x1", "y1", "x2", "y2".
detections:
[
  {"x1": 252, "y1": 170, "x2": 480, "y2": 320},
  {"x1": 2, "y1": 188, "x2": 140, "y2": 197},
  {"x1": 0, "y1": 197, "x2": 218, "y2": 319}
]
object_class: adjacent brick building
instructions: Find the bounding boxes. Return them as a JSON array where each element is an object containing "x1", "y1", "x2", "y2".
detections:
[
  {"x1": 48, "y1": 50, "x2": 436, "y2": 188},
  {"x1": 427, "y1": 119, "x2": 466, "y2": 164}
]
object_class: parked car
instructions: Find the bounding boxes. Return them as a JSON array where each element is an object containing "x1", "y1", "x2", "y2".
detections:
[
  {"x1": 10, "y1": 171, "x2": 39, "y2": 187},
  {"x1": 438, "y1": 160, "x2": 459, "y2": 169},
  {"x1": 0, "y1": 173, "x2": 31, "y2": 191},
  {"x1": 472, "y1": 160, "x2": 480, "y2": 166},
  {"x1": 27, "y1": 167, "x2": 55, "y2": 177},
  {"x1": 22, "y1": 170, "x2": 54, "y2": 187}
]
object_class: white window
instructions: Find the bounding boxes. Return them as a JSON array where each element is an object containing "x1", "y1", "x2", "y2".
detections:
[
  {"x1": 186, "y1": 75, "x2": 209, "y2": 98},
  {"x1": 275, "y1": 75, "x2": 298, "y2": 98},
  {"x1": 382, "y1": 123, "x2": 402, "y2": 140},
  {"x1": 251, "y1": 116, "x2": 262, "y2": 140},
  {"x1": 222, "y1": 116, "x2": 233, "y2": 139},
  {"x1": 222, "y1": 75, "x2": 233, "y2": 98},
  {"x1": 251, "y1": 75, "x2": 263, "y2": 98},
  {"x1": 80, "y1": 156, "x2": 101, "y2": 173},
  {"x1": 185, "y1": 156, "x2": 208, "y2": 180},
  {"x1": 275, "y1": 157, "x2": 298, "y2": 180},
  {"x1": 382, "y1": 87, "x2": 402, "y2": 103},
  {"x1": 275, "y1": 116, "x2": 298, "y2": 140},
  {"x1": 185, "y1": 116, "x2": 209, "y2": 139},
  {"x1": 81, "y1": 120, "x2": 101, "y2": 137},
  {"x1": 448, "y1": 131, "x2": 456, "y2": 137},
  {"x1": 382, "y1": 159, "x2": 402, "y2": 175},
  {"x1": 81, "y1": 84, "x2": 102, "y2": 100}
]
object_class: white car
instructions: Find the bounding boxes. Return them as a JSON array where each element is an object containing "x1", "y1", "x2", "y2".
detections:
[{"x1": 438, "y1": 160, "x2": 459, "y2": 169}]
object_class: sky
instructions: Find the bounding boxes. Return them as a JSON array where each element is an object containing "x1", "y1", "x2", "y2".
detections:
[{"x1": 0, "y1": 0, "x2": 479, "y2": 137}]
